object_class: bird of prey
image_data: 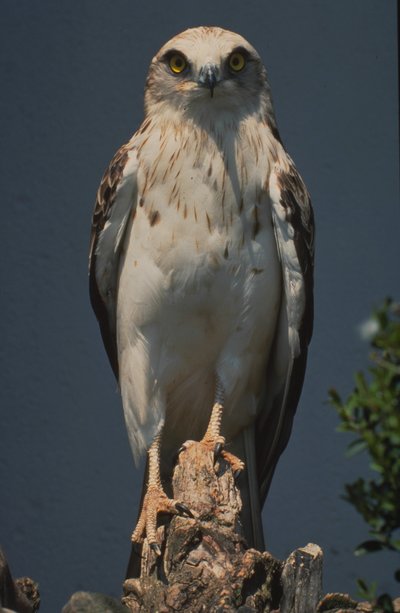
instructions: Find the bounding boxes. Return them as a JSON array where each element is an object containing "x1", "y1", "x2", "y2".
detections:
[{"x1": 89, "y1": 26, "x2": 314, "y2": 554}]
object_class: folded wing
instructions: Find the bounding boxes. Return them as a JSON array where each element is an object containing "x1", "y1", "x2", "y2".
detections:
[
  {"x1": 89, "y1": 143, "x2": 139, "y2": 379},
  {"x1": 256, "y1": 154, "x2": 315, "y2": 504}
]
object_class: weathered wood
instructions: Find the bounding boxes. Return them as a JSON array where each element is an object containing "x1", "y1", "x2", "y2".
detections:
[
  {"x1": 61, "y1": 591, "x2": 126, "y2": 612},
  {"x1": 280, "y1": 543, "x2": 323, "y2": 613},
  {"x1": 2, "y1": 443, "x2": 398, "y2": 611},
  {"x1": 9, "y1": 436, "x2": 396, "y2": 612},
  {"x1": 0, "y1": 549, "x2": 40, "y2": 613},
  {"x1": 316, "y1": 593, "x2": 400, "y2": 612},
  {"x1": 122, "y1": 443, "x2": 282, "y2": 612}
]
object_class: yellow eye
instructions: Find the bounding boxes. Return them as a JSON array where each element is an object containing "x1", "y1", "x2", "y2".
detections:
[
  {"x1": 169, "y1": 53, "x2": 187, "y2": 74},
  {"x1": 229, "y1": 52, "x2": 246, "y2": 72}
]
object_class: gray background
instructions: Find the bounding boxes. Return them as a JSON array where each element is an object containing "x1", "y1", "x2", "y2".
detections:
[{"x1": 0, "y1": 1, "x2": 399, "y2": 611}]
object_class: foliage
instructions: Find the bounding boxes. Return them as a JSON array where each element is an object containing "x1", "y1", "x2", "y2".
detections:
[{"x1": 329, "y1": 298, "x2": 400, "y2": 611}]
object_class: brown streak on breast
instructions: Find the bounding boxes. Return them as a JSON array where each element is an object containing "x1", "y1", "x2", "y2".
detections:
[
  {"x1": 252, "y1": 206, "x2": 260, "y2": 239},
  {"x1": 141, "y1": 170, "x2": 149, "y2": 196},
  {"x1": 206, "y1": 211, "x2": 212, "y2": 233},
  {"x1": 222, "y1": 168, "x2": 226, "y2": 192},
  {"x1": 139, "y1": 118, "x2": 151, "y2": 134},
  {"x1": 169, "y1": 149, "x2": 180, "y2": 166},
  {"x1": 170, "y1": 182, "x2": 179, "y2": 202},
  {"x1": 137, "y1": 135, "x2": 151, "y2": 153},
  {"x1": 194, "y1": 206, "x2": 198, "y2": 222},
  {"x1": 147, "y1": 164, "x2": 158, "y2": 188},
  {"x1": 162, "y1": 166, "x2": 170, "y2": 182},
  {"x1": 183, "y1": 204, "x2": 187, "y2": 219},
  {"x1": 149, "y1": 210, "x2": 160, "y2": 226}
]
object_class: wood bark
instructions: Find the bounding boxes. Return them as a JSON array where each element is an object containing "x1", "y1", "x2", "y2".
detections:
[
  {"x1": 4, "y1": 441, "x2": 399, "y2": 611},
  {"x1": 280, "y1": 543, "x2": 322, "y2": 613},
  {"x1": 122, "y1": 442, "x2": 318, "y2": 612},
  {"x1": 0, "y1": 549, "x2": 40, "y2": 613}
]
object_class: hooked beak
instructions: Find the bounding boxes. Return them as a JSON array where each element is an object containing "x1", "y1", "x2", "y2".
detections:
[{"x1": 198, "y1": 63, "x2": 220, "y2": 98}]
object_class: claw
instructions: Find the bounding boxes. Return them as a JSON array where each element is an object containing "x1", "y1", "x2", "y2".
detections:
[
  {"x1": 173, "y1": 444, "x2": 187, "y2": 464},
  {"x1": 214, "y1": 441, "x2": 223, "y2": 458},
  {"x1": 150, "y1": 542, "x2": 161, "y2": 556},
  {"x1": 173, "y1": 445, "x2": 188, "y2": 465},
  {"x1": 234, "y1": 468, "x2": 242, "y2": 480},
  {"x1": 175, "y1": 502, "x2": 194, "y2": 518}
]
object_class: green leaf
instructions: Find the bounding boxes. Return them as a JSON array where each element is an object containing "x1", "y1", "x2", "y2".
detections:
[
  {"x1": 356, "y1": 578, "x2": 377, "y2": 600},
  {"x1": 346, "y1": 439, "x2": 367, "y2": 457},
  {"x1": 355, "y1": 540, "x2": 386, "y2": 556},
  {"x1": 329, "y1": 298, "x2": 400, "y2": 594},
  {"x1": 376, "y1": 593, "x2": 394, "y2": 613}
]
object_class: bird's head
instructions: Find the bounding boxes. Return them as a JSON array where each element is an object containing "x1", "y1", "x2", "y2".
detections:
[{"x1": 144, "y1": 27, "x2": 274, "y2": 125}]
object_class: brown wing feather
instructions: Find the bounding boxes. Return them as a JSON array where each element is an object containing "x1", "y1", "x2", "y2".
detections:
[
  {"x1": 256, "y1": 156, "x2": 315, "y2": 505},
  {"x1": 89, "y1": 143, "x2": 133, "y2": 379}
]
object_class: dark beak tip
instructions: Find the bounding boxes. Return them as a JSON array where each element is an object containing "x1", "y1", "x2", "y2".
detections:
[{"x1": 198, "y1": 64, "x2": 219, "y2": 97}]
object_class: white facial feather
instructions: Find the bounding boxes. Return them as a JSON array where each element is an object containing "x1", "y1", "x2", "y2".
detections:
[{"x1": 144, "y1": 26, "x2": 276, "y2": 128}]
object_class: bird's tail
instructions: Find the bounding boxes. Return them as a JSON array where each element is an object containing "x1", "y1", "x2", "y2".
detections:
[{"x1": 231, "y1": 425, "x2": 265, "y2": 550}]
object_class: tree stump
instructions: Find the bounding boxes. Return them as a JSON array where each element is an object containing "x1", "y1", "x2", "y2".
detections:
[
  {"x1": 280, "y1": 543, "x2": 323, "y2": 613},
  {"x1": 0, "y1": 549, "x2": 40, "y2": 613},
  {"x1": 122, "y1": 443, "x2": 296, "y2": 612}
]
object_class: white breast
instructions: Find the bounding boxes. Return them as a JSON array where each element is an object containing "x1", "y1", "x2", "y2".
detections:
[{"x1": 116, "y1": 120, "x2": 282, "y2": 459}]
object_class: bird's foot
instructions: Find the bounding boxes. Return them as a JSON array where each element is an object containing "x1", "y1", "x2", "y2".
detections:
[
  {"x1": 179, "y1": 435, "x2": 245, "y2": 476},
  {"x1": 131, "y1": 484, "x2": 192, "y2": 554}
]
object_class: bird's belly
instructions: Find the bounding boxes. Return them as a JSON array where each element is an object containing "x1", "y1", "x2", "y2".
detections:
[{"x1": 117, "y1": 202, "x2": 281, "y2": 450}]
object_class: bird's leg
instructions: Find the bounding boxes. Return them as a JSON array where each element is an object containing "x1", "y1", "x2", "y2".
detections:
[
  {"x1": 131, "y1": 430, "x2": 192, "y2": 555},
  {"x1": 181, "y1": 377, "x2": 245, "y2": 475}
]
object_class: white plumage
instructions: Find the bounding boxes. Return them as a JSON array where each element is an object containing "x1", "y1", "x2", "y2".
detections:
[{"x1": 89, "y1": 26, "x2": 314, "y2": 554}]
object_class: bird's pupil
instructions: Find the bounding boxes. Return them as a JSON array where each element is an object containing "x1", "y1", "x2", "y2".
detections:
[
  {"x1": 175, "y1": 57, "x2": 183, "y2": 67},
  {"x1": 232, "y1": 57, "x2": 239, "y2": 65}
]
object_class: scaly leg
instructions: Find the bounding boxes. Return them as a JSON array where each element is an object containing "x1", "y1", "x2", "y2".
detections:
[
  {"x1": 182, "y1": 378, "x2": 245, "y2": 475},
  {"x1": 131, "y1": 430, "x2": 192, "y2": 555}
]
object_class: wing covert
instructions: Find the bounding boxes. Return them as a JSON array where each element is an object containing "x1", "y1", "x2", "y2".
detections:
[
  {"x1": 89, "y1": 142, "x2": 139, "y2": 379},
  {"x1": 256, "y1": 153, "x2": 315, "y2": 503}
]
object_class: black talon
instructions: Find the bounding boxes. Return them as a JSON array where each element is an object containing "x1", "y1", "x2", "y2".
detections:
[
  {"x1": 214, "y1": 442, "x2": 223, "y2": 458},
  {"x1": 175, "y1": 502, "x2": 194, "y2": 518},
  {"x1": 234, "y1": 469, "x2": 242, "y2": 479},
  {"x1": 150, "y1": 542, "x2": 161, "y2": 556},
  {"x1": 173, "y1": 445, "x2": 187, "y2": 465}
]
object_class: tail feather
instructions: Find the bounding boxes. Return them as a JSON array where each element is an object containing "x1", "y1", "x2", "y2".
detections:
[{"x1": 230, "y1": 425, "x2": 265, "y2": 550}]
